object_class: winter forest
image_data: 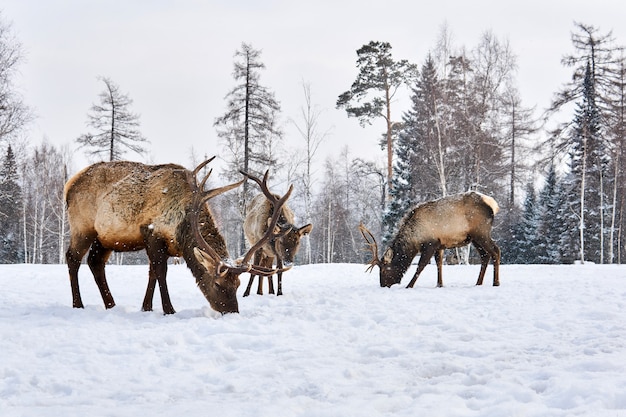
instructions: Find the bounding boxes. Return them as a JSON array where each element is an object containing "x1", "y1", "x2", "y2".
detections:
[{"x1": 1, "y1": 15, "x2": 626, "y2": 267}]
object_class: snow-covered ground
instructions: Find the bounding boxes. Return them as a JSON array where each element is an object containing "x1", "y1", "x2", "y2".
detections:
[{"x1": 1, "y1": 262, "x2": 625, "y2": 416}]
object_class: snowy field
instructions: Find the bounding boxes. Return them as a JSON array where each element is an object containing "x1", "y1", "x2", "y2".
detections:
[{"x1": 1, "y1": 262, "x2": 625, "y2": 417}]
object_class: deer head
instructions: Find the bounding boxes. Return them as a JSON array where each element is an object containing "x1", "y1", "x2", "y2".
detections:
[
  {"x1": 189, "y1": 170, "x2": 294, "y2": 311},
  {"x1": 359, "y1": 223, "x2": 403, "y2": 287}
]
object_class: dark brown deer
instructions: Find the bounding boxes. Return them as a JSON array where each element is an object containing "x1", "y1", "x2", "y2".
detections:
[
  {"x1": 241, "y1": 171, "x2": 313, "y2": 296},
  {"x1": 360, "y1": 191, "x2": 500, "y2": 288},
  {"x1": 64, "y1": 157, "x2": 292, "y2": 314}
]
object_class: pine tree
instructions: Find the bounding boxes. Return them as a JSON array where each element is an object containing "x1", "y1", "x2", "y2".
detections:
[
  {"x1": 214, "y1": 43, "x2": 283, "y2": 253},
  {"x1": 384, "y1": 55, "x2": 440, "y2": 242},
  {"x1": 0, "y1": 145, "x2": 23, "y2": 262},
  {"x1": 337, "y1": 41, "x2": 417, "y2": 197},
  {"x1": 536, "y1": 163, "x2": 564, "y2": 263},
  {"x1": 567, "y1": 61, "x2": 609, "y2": 263},
  {"x1": 215, "y1": 43, "x2": 282, "y2": 180},
  {"x1": 509, "y1": 183, "x2": 540, "y2": 263},
  {"x1": 76, "y1": 76, "x2": 148, "y2": 161}
]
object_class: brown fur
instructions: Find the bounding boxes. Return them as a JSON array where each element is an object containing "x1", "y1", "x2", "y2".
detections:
[
  {"x1": 362, "y1": 191, "x2": 500, "y2": 288},
  {"x1": 242, "y1": 193, "x2": 312, "y2": 296},
  {"x1": 64, "y1": 160, "x2": 239, "y2": 314}
]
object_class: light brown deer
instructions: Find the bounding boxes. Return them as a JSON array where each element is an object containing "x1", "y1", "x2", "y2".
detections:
[
  {"x1": 241, "y1": 171, "x2": 313, "y2": 296},
  {"x1": 64, "y1": 157, "x2": 292, "y2": 314},
  {"x1": 360, "y1": 191, "x2": 500, "y2": 288}
]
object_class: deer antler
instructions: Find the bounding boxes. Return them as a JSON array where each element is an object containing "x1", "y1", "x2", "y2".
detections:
[
  {"x1": 240, "y1": 170, "x2": 279, "y2": 205},
  {"x1": 188, "y1": 159, "x2": 245, "y2": 277},
  {"x1": 241, "y1": 182, "x2": 294, "y2": 266},
  {"x1": 359, "y1": 222, "x2": 380, "y2": 273},
  {"x1": 191, "y1": 165, "x2": 294, "y2": 278}
]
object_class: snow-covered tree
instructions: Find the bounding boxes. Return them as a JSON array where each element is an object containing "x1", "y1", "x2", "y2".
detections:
[
  {"x1": 535, "y1": 163, "x2": 565, "y2": 263},
  {"x1": 0, "y1": 145, "x2": 22, "y2": 262}
]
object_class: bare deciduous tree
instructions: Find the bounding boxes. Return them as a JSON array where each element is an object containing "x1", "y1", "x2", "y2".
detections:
[{"x1": 0, "y1": 13, "x2": 32, "y2": 144}]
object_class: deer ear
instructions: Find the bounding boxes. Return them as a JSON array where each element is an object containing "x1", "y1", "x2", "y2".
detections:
[
  {"x1": 298, "y1": 224, "x2": 313, "y2": 236},
  {"x1": 383, "y1": 248, "x2": 393, "y2": 264},
  {"x1": 194, "y1": 247, "x2": 217, "y2": 270}
]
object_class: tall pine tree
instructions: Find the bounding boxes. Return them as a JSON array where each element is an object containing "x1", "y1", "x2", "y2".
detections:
[
  {"x1": 563, "y1": 61, "x2": 609, "y2": 263},
  {"x1": 384, "y1": 55, "x2": 443, "y2": 242},
  {"x1": 0, "y1": 145, "x2": 22, "y2": 262},
  {"x1": 214, "y1": 43, "x2": 283, "y2": 253}
]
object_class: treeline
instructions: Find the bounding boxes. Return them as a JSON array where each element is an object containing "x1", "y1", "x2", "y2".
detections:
[{"x1": 1, "y1": 17, "x2": 625, "y2": 265}]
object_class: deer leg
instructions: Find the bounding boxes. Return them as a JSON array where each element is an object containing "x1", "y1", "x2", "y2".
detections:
[
  {"x1": 492, "y1": 243, "x2": 501, "y2": 286},
  {"x1": 87, "y1": 239, "x2": 115, "y2": 309},
  {"x1": 473, "y1": 239, "x2": 500, "y2": 286},
  {"x1": 434, "y1": 248, "x2": 445, "y2": 287},
  {"x1": 146, "y1": 252, "x2": 173, "y2": 314},
  {"x1": 265, "y1": 256, "x2": 275, "y2": 295},
  {"x1": 243, "y1": 275, "x2": 256, "y2": 297},
  {"x1": 66, "y1": 236, "x2": 94, "y2": 309},
  {"x1": 479, "y1": 238, "x2": 501, "y2": 286},
  {"x1": 473, "y1": 243, "x2": 489, "y2": 286},
  {"x1": 142, "y1": 228, "x2": 174, "y2": 314},
  {"x1": 243, "y1": 250, "x2": 261, "y2": 297},
  {"x1": 154, "y1": 259, "x2": 174, "y2": 314},
  {"x1": 406, "y1": 243, "x2": 437, "y2": 288},
  {"x1": 142, "y1": 274, "x2": 157, "y2": 310},
  {"x1": 257, "y1": 275, "x2": 265, "y2": 295},
  {"x1": 276, "y1": 258, "x2": 284, "y2": 296}
]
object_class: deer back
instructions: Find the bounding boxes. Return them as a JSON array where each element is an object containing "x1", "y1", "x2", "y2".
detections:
[
  {"x1": 392, "y1": 192, "x2": 498, "y2": 254},
  {"x1": 65, "y1": 161, "x2": 200, "y2": 255}
]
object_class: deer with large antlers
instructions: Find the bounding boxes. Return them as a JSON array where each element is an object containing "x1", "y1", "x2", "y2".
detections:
[
  {"x1": 241, "y1": 171, "x2": 313, "y2": 296},
  {"x1": 360, "y1": 192, "x2": 501, "y2": 288},
  {"x1": 64, "y1": 157, "x2": 292, "y2": 314}
]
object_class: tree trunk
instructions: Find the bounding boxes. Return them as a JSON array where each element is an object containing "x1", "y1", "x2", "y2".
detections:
[{"x1": 579, "y1": 136, "x2": 587, "y2": 264}]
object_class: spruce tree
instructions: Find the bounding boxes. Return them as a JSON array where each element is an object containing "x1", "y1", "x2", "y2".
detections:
[
  {"x1": 536, "y1": 164, "x2": 564, "y2": 263},
  {"x1": 383, "y1": 55, "x2": 441, "y2": 242},
  {"x1": 509, "y1": 183, "x2": 540, "y2": 264},
  {"x1": 0, "y1": 145, "x2": 22, "y2": 262},
  {"x1": 567, "y1": 61, "x2": 609, "y2": 263}
]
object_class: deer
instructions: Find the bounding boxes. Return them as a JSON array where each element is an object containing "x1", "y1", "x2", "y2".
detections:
[
  {"x1": 64, "y1": 157, "x2": 292, "y2": 315},
  {"x1": 360, "y1": 191, "x2": 501, "y2": 289},
  {"x1": 240, "y1": 170, "x2": 313, "y2": 297}
]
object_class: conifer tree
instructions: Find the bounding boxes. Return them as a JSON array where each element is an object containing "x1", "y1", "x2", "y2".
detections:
[
  {"x1": 214, "y1": 43, "x2": 283, "y2": 253},
  {"x1": 509, "y1": 183, "x2": 539, "y2": 263},
  {"x1": 536, "y1": 163, "x2": 564, "y2": 263},
  {"x1": 76, "y1": 77, "x2": 148, "y2": 161},
  {"x1": 383, "y1": 55, "x2": 440, "y2": 242},
  {"x1": 0, "y1": 145, "x2": 22, "y2": 262},
  {"x1": 337, "y1": 41, "x2": 417, "y2": 197},
  {"x1": 567, "y1": 62, "x2": 609, "y2": 263}
]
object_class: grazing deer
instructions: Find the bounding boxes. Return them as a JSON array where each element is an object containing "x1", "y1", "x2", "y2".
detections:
[
  {"x1": 241, "y1": 171, "x2": 313, "y2": 296},
  {"x1": 360, "y1": 191, "x2": 500, "y2": 288},
  {"x1": 64, "y1": 157, "x2": 292, "y2": 314}
]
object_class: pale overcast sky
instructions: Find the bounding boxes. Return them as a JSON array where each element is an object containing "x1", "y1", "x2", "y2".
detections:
[{"x1": 3, "y1": 0, "x2": 626, "y2": 174}]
